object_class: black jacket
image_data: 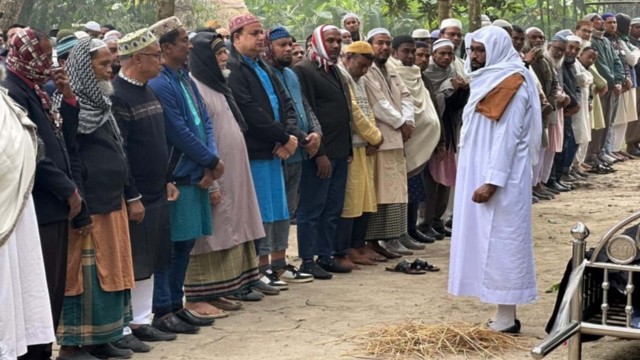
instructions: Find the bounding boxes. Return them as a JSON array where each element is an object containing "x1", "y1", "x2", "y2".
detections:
[
  {"x1": 2, "y1": 71, "x2": 90, "y2": 228},
  {"x1": 227, "y1": 47, "x2": 297, "y2": 160},
  {"x1": 293, "y1": 59, "x2": 352, "y2": 159}
]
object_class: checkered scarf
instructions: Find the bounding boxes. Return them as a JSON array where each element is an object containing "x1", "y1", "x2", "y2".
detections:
[
  {"x1": 6, "y1": 28, "x2": 54, "y2": 113},
  {"x1": 54, "y1": 38, "x2": 117, "y2": 135},
  {"x1": 310, "y1": 25, "x2": 339, "y2": 72}
]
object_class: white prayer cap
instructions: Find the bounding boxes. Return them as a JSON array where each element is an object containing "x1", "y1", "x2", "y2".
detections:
[
  {"x1": 583, "y1": 13, "x2": 599, "y2": 21},
  {"x1": 432, "y1": 38, "x2": 454, "y2": 52},
  {"x1": 525, "y1": 27, "x2": 544, "y2": 35},
  {"x1": 367, "y1": 28, "x2": 391, "y2": 41},
  {"x1": 481, "y1": 15, "x2": 491, "y2": 27},
  {"x1": 89, "y1": 38, "x2": 107, "y2": 52},
  {"x1": 631, "y1": 18, "x2": 640, "y2": 26},
  {"x1": 440, "y1": 18, "x2": 462, "y2": 30},
  {"x1": 342, "y1": 13, "x2": 360, "y2": 25},
  {"x1": 74, "y1": 31, "x2": 90, "y2": 40},
  {"x1": 566, "y1": 35, "x2": 582, "y2": 44},
  {"x1": 84, "y1": 21, "x2": 101, "y2": 32},
  {"x1": 412, "y1": 29, "x2": 430, "y2": 38},
  {"x1": 492, "y1": 19, "x2": 512, "y2": 29},
  {"x1": 104, "y1": 30, "x2": 121, "y2": 42},
  {"x1": 555, "y1": 29, "x2": 573, "y2": 38}
]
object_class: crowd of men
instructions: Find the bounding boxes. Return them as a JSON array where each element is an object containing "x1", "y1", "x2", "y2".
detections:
[{"x1": 1, "y1": 7, "x2": 639, "y2": 360}]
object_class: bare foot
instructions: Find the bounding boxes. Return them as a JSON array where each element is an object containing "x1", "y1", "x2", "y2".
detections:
[
  {"x1": 357, "y1": 244, "x2": 387, "y2": 262},
  {"x1": 335, "y1": 255, "x2": 359, "y2": 270},
  {"x1": 348, "y1": 251, "x2": 377, "y2": 265},
  {"x1": 185, "y1": 301, "x2": 228, "y2": 318}
]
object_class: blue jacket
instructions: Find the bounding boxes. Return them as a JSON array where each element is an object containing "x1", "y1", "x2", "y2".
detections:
[{"x1": 149, "y1": 65, "x2": 219, "y2": 185}]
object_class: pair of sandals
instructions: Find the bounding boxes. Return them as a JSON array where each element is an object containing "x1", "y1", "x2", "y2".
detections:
[
  {"x1": 385, "y1": 259, "x2": 440, "y2": 275},
  {"x1": 588, "y1": 163, "x2": 615, "y2": 174}
]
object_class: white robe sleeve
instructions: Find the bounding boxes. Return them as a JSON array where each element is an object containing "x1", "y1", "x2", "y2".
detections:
[
  {"x1": 483, "y1": 89, "x2": 527, "y2": 188},
  {"x1": 400, "y1": 82, "x2": 415, "y2": 127}
]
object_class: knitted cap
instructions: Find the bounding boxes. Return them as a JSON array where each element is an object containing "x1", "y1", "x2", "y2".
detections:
[
  {"x1": 56, "y1": 35, "x2": 78, "y2": 58},
  {"x1": 346, "y1": 41, "x2": 373, "y2": 54},
  {"x1": 229, "y1": 13, "x2": 260, "y2": 34},
  {"x1": 366, "y1": 28, "x2": 390, "y2": 41},
  {"x1": 602, "y1": 13, "x2": 615, "y2": 21},
  {"x1": 268, "y1": 26, "x2": 291, "y2": 42},
  {"x1": 432, "y1": 38, "x2": 454, "y2": 51}
]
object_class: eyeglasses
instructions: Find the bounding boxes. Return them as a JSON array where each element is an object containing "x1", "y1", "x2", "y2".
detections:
[{"x1": 138, "y1": 53, "x2": 162, "y2": 59}]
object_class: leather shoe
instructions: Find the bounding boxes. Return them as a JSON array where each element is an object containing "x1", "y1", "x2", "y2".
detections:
[
  {"x1": 56, "y1": 349, "x2": 100, "y2": 360},
  {"x1": 424, "y1": 226, "x2": 445, "y2": 240},
  {"x1": 175, "y1": 308, "x2": 214, "y2": 326},
  {"x1": 432, "y1": 225, "x2": 451, "y2": 237},
  {"x1": 87, "y1": 343, "x2": 133, "y2": 359},
  {"x1": 547, "y1": 181, "x2": 570, "y2": 192},
  {"x1": 532, "y1": 190, "x2": 552, "y2": 200},
  {"x1": 408, "y1": 230, "x2": 435, "y2": 244},
  {"x1": 152, "y1": 313, "x2": 200, "y2": 334},
  {"x1": 112, "y1": 334, "x2": 150, "y2": 353},
  {"x1": 628, "y1": 148, "x2": 640, "y2": 157},
  {"x1": 316, "y1": 257, "x2": 352, "y2": 273},
  {"x1": 382, "y1": 239, "x2": 413, "y2": 255},
  {"x1": 399, "y1": 235, "x2": 426, "y2": 250},
  {"x1": 131, "y1": 324, "x2": 176, "y2": 342}
]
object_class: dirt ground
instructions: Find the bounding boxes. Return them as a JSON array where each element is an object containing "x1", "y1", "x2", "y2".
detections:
[{"x1": 125, "y1": 160, "x2": 640, "y2": 360}]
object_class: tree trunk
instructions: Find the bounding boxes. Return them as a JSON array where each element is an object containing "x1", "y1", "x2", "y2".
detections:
[
  {"x1": 205, "y1": 0, "x2": 248, "y2": 31},
  {"x1": 0, "y1": 0, "x2": 27, "y2": 30},
  {"x1": 437, "y1": 0, "x2": 451, "y2": 22},
  {"x1": 175, "y1": 0, "x2": 195, "y2": 28},
  {"x1": 156, "y1": 0, "x2": 175, "y2": 21},
  {"x1": 467, "y1": 0, "x2": 482, "y2": 32}
]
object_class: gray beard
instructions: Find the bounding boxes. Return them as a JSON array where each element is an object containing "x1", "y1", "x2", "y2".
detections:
[
  {"x1": 222, "y1": 69, "x2": 231, "y2": 79},
  {"x1": 98, "y1": 80, "x2": 114, "y2": 96},
  {"x1": 0, "y1": 65, "x2": 5, "y2": 81}
]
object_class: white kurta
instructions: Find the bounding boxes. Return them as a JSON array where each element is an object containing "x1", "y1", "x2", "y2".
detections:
[
  {"x1": 448, "y1": 85, "x2": 539, "y2": 305},
  {"x1": 0, "y1": 197, "x2": 54, "y2": 359},
  {"x1": 572, "y1": 61, "x2": 593, "y2": 145}
]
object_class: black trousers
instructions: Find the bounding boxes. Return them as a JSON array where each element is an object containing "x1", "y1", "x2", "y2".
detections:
[
  {"x1": 423, "y1": 168, "x2": 450, "y2": 228},
  {"x1": 335, "y1": 213, "x2": 372, "y2": 255},
  {"x1": 19, "y1": 220, "x2": 68, "y2": 360}
]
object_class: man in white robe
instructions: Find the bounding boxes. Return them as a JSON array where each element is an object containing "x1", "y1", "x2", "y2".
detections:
[
  {"x1": 0, "y1": 70, "x2": 54, "y2": 359},
  {"x1": 448, "y1": 26, "x2": 542, "y2": 333}
]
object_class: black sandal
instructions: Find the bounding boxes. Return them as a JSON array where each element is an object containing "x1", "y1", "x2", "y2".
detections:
[
  {"x1": 385, "y1": 259, "x2": 426, "y2": 275},
  {"x1": 412, "y1": 258, "x2": 441, "y2": 272}
]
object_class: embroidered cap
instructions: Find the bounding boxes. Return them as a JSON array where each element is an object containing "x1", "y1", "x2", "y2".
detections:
[
  {"x1": 149, "y1": 16, "x2": 183, "y2": 39},
  {"x1": 440, "y1": 18, "x2": 462, "y2": 30},
  {"x1": 366, "y1": 28, "x2": 390, "y2": 41},
  {"x1": 411, "y1": 29, "x2": 430, "y2": 39},
  {"x1": 229, "y1": 13, "x2": 260, "y2": 34},
  {"x1": 118, "y1": 28, "x2": 157, "y2": 56},
  {"x1": 84, "y1": 21, "x2": 101, "y2": 32}
]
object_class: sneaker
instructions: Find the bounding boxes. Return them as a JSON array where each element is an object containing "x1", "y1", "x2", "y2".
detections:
[
  {"x1": 278, "y1": 264, "x2": 314, "y2": 283},
  {"x1": 261, "y1": 268, "x2": 289, "y2": 290},
  {"x1": 300, "y1": 261, "x2": 333, "y2": 280}
]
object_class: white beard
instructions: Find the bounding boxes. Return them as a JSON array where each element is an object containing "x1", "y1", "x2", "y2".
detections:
[
  {"x1": 544, "y1": 50, "x2": 564, "y2": 70},
  {"x1": 222, "y1": 69, "x2": 231, "y2": 79},
  {"x1": 98, "y1": 80, "x2": 114, "y2": 96},
  {"x1": 0, "y1": 65, "x2": 5, "y2": 81},
  {"x1": 582, "y1": 40, "x2": 591, "y2": 48}
]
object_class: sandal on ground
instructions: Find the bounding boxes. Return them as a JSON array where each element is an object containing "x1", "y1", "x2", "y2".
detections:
[
  {"x1": 385, "y1": 259, "x2": 426, "y2": 275},
  {"x1": 412, "y1": 258, "x2": 441, "y2": 272}
]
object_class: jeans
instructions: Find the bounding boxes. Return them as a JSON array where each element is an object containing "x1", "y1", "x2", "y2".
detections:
[
  {"x1": 296, "y1": 157, "x2": 348, "y2": 260},
  {"x1": 560, "y1": 116, "x2": 579, "y2": 175},
  {"x1": 152, "y1": 239, "x2": 196, "y2": 317}
]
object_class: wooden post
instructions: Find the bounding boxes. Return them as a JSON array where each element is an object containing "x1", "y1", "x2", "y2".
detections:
[
  {"x1": 468, "y1": 0, "x2": 482, "y2": 32},
  {"x1": 0, "y1": 0, "x2": 27, "y2": 31}
]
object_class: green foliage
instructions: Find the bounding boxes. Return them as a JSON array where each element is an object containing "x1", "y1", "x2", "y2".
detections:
[{"x1": 19, "y1": 0, "x2": 156, "y2": 33}]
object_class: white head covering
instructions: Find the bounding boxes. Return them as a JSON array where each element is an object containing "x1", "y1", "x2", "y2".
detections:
[
  {"x1": 492, "y1": 19, "x2": 512, "y2": 29},
  {"x1": 74, "y1": 31, "x2": 90, "y2": 40},
  {"x1": 631, "y1": 18, "x2": 640, "y2": 26},
  {"x1": 340, "y1": 29, "x2": 350, "y2": 35},
  {"x1": 84, "y1": 21, "x2": 101, "y2": 32},
  {"x1": 440, "y1": 18, "x2": 462, "y2": 30},
  {"x1": 342, "y1": 13, "x2": 360, "y2": 25},
  {"x1": 89, "y1": 38, "x2": 107, "y2": 52},
  {"x1": 103, "y1": 30, "x2": 121, "y2": 42},
  {"x1": 525, "y1": 27, "x2": 544, "y2": 35},
  {"x1": 463, "y1": 26, "x2": 542, "y2": 165},
  {"x1": 432, "y1": 39, "x2": 454, "y2": 51},
  {"x1": 367, "y1": 28, "x2": 391, "y2": 41},
  {"x1": 566, "y1": 35, "x2": 582, "y2": 44},
  {"x1": 481, "y1": 15, "x2": 491, "y2": 28},
  {"x1": 412, "y1": 29, "x2": 430, "y2": 38}
]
